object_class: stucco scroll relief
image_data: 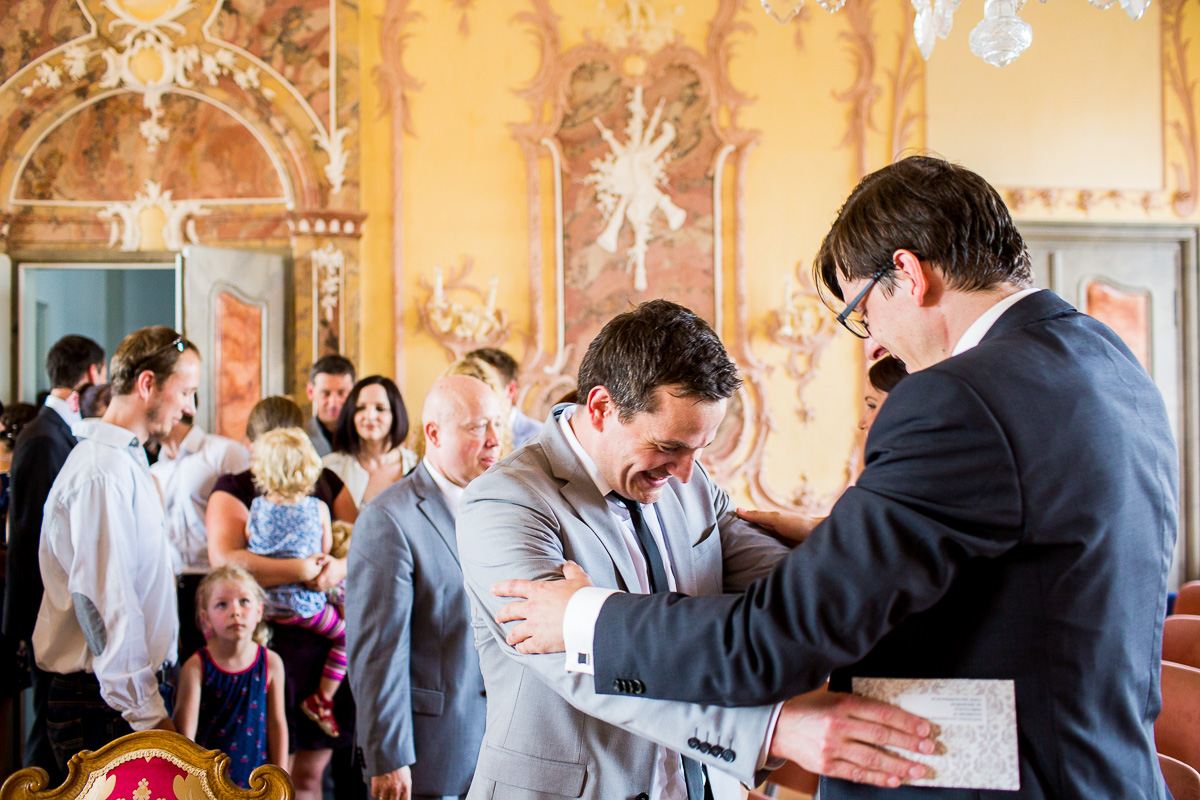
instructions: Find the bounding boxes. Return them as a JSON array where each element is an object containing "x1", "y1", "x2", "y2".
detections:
[
  {"x1": 585, "y1": 84, "x2": 686, "y2": 292},
  {"x1": 312, "y1": 243, "x2": 345, "y2": 327},
  {"x1": 15, "y1": 0, "x2": 350, "y2": 194},
  {"x1": 98, "y1": 180, "x2": 209, "y2": 251}
]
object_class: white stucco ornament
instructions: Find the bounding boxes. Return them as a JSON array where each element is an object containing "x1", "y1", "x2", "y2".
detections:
[{"x1": 585, "y1": 85, "x2": 686, "y2": 292}]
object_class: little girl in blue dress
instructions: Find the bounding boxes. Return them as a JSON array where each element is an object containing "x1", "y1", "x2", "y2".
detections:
[{"x1": 174, "y1": 565, "x2": 287, "y2": 787}]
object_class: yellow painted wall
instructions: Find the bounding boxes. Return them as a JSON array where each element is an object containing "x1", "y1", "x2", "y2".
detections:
[{"x1": 357, "y1": 0, "x2": 1197, "y2": 506}]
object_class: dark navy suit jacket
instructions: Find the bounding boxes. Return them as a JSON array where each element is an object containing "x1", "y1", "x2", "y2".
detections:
[
  {"x1": 3, "y1": 405, "x2": 76, "y2": 642},
  {"x1": 594, "y1": 291, "x2": 1176, "y2": 799}
]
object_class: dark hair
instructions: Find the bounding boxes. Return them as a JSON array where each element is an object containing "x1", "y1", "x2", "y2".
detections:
[
  {"x1": 108, "y1": 326, "x2": 199, "y2": 396},
  {"x1": 868, "y1": 356, "x2": 908, "y2": 394},
  {"x1": 467, "y1": 348, "x2": 519, "y2": 385},
  {"x1": 0, "y1": 402, "x2": 38, "y2": 447},
  {"x1": 309, "y1": 355, "x2": 356, "y2": 383},
  {"x1": 814, "y1": 156, "x2": 1032, "y2": 302},
  {"x1": 576, "y1": 300, "x2": 741, "y2": 422},
  {"x1": 332, "y1": 375, "x2": 409, "y2": 455},
  {"x1": 46, "y1": 335, "x2": 104, "y2": 390},
  {"x1": 79, "y1": 383, "x2": 113, "y2": 418},
  {"x1": 246, "y1": 396, "x2": 305, "y2": 442}
]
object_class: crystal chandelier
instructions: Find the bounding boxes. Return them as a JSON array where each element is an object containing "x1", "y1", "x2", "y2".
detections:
[{"x1": 761, "y1": 0, "x2": 1150, "y2": 67}]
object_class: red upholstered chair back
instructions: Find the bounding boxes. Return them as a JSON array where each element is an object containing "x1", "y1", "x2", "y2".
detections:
[
  {"x1": 0, "y1": 730, "x2": 291, "y2": 800},
  {"x1": 1161, "y1": 753, "x2": 1200, "y2": 800},
  {"x1": 1164, "y1": 615, "x2": 1200, "y2": 669},
  {"x1": 1158, "y1": 661, "x2": 1200, "y2": 772},
  {"x1": 1175, "y1": 582, "x2": 1200, "y2": 616}
]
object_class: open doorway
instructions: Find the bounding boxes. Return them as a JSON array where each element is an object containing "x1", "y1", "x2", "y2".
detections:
[{"x1": 15, "y1": 260, "x2": 179, "y2": 403}]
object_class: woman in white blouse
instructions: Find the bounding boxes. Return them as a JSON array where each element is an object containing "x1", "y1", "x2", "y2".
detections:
[{"x1": 321, "y1": 375, "x2": 417, "y2": 507}]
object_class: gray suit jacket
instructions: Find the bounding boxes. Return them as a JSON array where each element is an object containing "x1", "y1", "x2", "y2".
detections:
[
  {"x1": 347, "y1": 463, "x2": 486, "y2": 796},
  {"x1": 457, "y1": 405, "x2": 790, "y2": 799},
  {"x1": 306, "y1": 416, "x2": 333, "y2": 458}
]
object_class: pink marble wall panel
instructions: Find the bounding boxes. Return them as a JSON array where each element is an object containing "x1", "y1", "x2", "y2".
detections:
[
  {"x1": 1086, "y1": 280, "x2": 1152, "y2": 370},
  {"x1": 0, "y1": 0, "x2": 89, "y2": 84},
  {"x1": 558, "y1": 59, "x2": 720, "y2": 377},
  {"x1": 214, "y1": 290, "x2": 264, "y2": 443},
  {"x1": 208, "y1": 0, "x2": 332, "y2": 120},
  {"x1": 16, "y1": 93, "x2": 284, "y2": 202}
]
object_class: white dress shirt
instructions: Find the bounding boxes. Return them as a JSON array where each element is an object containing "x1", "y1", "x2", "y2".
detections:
[
  {"x1": 33, "y1": 419, "x2": 179, "y2": 730},
  {"x1": 323, "y1": 447, "x2": 419, "y2": 507},
  {"x1": 44, "y1": 392, "x2": 81, "y2": 431},
  {"x1": 951, "y1": 287, "x2": 1041, "y2": 356},
  {"x1": 151, "y1": 425, "x2": 250, "y2": 574},
  {"x1": 422, "y1": 457, "x2": 464, "y2": 514}
]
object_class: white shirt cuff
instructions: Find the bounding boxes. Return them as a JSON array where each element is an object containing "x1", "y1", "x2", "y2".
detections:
[
  {"x1": 759, "y1": 702, "x2": 787, "y2": 772},
  {"x1": 122, "y1": 690, "x2": 169, "y2": 731},
  {"x1": 563, "y1": 586, "x2": 619, "y2": 675}
]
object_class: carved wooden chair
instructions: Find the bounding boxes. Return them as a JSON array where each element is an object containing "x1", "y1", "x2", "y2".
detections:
[
  {"x1": 1158, "y1": 660, "x2": 1200, "y2": 773},
  {"x1": 1160, "y1": 753, "x2": 1200, "y2": 800},
  {"x1": 1175, "y1": 581, "x2": 1200, "y2": 616},
  {"x1": 0, "y1": 731, "x2": 291, "y2": 800}
]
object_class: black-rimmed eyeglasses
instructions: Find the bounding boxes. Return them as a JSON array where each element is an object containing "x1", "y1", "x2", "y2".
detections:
[
  {"x1": 131, "y1": 336, "x2": 186, "y2": 375},
  {"x1": 835, "y1": 266, "x2": 890, "y2": 339}
]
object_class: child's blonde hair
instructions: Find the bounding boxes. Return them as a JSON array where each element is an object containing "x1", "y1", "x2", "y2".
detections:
[
  {"x1": 251, "y1": 427, "x2": 322, "y2": 503},
  {"x1": 195, "y1": 565, "x2": 271, "y2": 646}
]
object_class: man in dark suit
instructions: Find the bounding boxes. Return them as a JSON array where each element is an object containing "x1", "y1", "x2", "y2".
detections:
[
  {"x1": 495, "y1": 156, "x2": 1177, "y2": 798},
  {"x1": 3, "y1": 334, "x2": 105, "y2": 780},
  {"x1": 346, "y1": 375, "x2": 503, "y2": 800}
]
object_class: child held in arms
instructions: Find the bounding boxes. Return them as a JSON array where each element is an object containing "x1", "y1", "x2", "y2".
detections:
[{"x1": 243, "y1": 427, "x2": 348, "y2": 737}]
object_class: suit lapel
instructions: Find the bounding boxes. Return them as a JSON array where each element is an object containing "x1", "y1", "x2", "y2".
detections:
[
  {"x1": 411, "y1": 463, "x2": 460, "y2": 564},
  {"x1": 542, "y1": 408, "x2": 642, "y2": 593},
  {"x1": 653, "y1": 488, "x2": 697, "y2": 594},
  {"x1": 981, "y1": 289, "x2": 1075, "y2": 344}
]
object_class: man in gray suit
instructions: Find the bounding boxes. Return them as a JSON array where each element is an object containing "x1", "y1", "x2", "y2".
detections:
[
  {"x1": 347, "y1": 375, "x2": 504, "y2": 800},
  {"x1": 459, "y1": 301, "x2": 932, "y2": 800}
]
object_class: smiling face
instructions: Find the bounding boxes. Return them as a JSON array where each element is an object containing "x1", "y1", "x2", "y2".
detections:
[
  {"x1": 353, "y1": 383, "x2": 394, "y2": 445},
  {"x1": 145, "y1": 350, "x2": 199, "y2": 442},
  {"x1": 588, "y1": 385, "x2": 726, "y2": 504},
  {"x1": 200, "y1": 578, "x2": 264, "y2": 645}
]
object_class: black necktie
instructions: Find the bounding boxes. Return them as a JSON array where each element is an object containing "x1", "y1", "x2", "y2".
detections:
[{"x1": 613, "y1": 494, "x2": 710, "y2": 800}]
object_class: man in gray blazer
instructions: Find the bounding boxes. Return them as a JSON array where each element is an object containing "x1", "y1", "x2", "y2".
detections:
[
  {"x1": 459, "y1": 301, "x2": 932, "y2": 800},
  {"x1": 347, "y1": 375, "x2": 504, "y2": 800}
]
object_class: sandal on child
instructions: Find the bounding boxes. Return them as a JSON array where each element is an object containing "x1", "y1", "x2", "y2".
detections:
[{"x1": 300, "y1": 692, "x2": 339, "y2": 738}]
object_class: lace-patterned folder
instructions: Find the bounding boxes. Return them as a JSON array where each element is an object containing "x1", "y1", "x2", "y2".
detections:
[{"x1": 852, "y1": 677, "x2": 1020, "y2": 791}]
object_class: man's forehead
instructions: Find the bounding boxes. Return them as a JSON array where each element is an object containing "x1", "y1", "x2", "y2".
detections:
[{"x1": 313, "y1": 373, "x2": 353, "y2": 390}]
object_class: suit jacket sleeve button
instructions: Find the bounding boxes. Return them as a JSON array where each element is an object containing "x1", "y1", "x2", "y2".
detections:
[
  {"x1": 636, "y1": 794, "x2": 650, "y2": 800},
  {"x1": 709, "y1": 746, "x2": 724, "y2": 758},
  {"x1": 613, "y1": 679, "x2": 623, "y2": 692},
  {"x1": 698, "y1": 742, "x2": 711, "y2": 754},
  {"x1": 722, "y1": 749, "x2": 736, "y2": 762},
  {"x1": 687, "y1": 737, "x2": 700, "y2": 750},
  {"x1": 633, "y1": 680, "x2": 645, "y2": 694}
]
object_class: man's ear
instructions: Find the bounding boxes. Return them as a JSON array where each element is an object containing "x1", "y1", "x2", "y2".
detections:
[
  {"x1": 424, "y1": 420, "x2": 439, "y2": 449},
  {"x1": 135, "y1": 369, "x2": 158, "y2": 400},
  {"x1": 585, "y1": 386, "x2": 615, "y2": 430},
  {"x1": 892, "y1": 249, "x2": 934, "y2": 307},
  {"x1": 506, "y1": 381, "x2": 519, "y2": 405},
  {"x1": 305, "y1": 381, "x2": 316, "y2": 402}
]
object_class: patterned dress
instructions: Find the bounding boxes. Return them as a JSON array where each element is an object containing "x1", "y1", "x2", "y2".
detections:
[
  {"x1": 246, "y1": 495, "x2": 327, "y2": 617},
  {"x1": 196, "y1": 645, "x2": 269, "y2": 788}
]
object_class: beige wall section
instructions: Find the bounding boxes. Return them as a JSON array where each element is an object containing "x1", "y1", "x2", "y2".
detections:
[
  {"x1": 357, "y1": 0, "x2": 1200, "y2": 507},
  {"x1": 927, "y1": 1, "x2": 1163, "y2": 191}
]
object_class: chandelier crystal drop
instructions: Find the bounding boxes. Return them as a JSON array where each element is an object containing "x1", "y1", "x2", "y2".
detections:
[{"x1": 762, "y1": 0, "x2": 1147, "y2": 67}]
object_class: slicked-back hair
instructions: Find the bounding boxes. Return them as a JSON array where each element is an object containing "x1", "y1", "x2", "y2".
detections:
[
  {"x1": 868, "y1": 355, "x2": 908, "y2": 394},
  {"x1": 814, "y1": 155, "x2": 1032, "y2": 302},
  {"x1": 309, "y1": 354, "x2": 356, "y2": 383},
  {"x1": 246, "y1": 396, "x2": 305, "y2": 443},
  {"x1": 332, "y1": 375, "x2": 410, "y2": 456},
  {"x1": 108, "y1": 326, "x2": 199, "y2": 396},
  {"x1": 576, "y1": 300, "x2": 741, "y2": 422},
  {"x1": 46, "y1": 335, "x2": 104, "y2": 390},
  {"x1": 466, "y1": 347, "x2": 519, "y2": 385}
]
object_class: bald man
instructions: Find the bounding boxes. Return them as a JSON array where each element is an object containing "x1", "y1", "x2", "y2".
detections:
[{"x1": 346, "y1": 376, "x2": 504, "y2": 800}]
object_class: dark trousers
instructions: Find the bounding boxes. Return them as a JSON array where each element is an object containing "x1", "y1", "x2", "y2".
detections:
[
  {"x1": 25, "y1": 663, "x2": 65, "y2": 784},
  {"x1": 177, "y1": 574, "x2": 206, "y2": 664},
  {"x1": 45, "y1": 672, "x2": 133, "y2": 772}
]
